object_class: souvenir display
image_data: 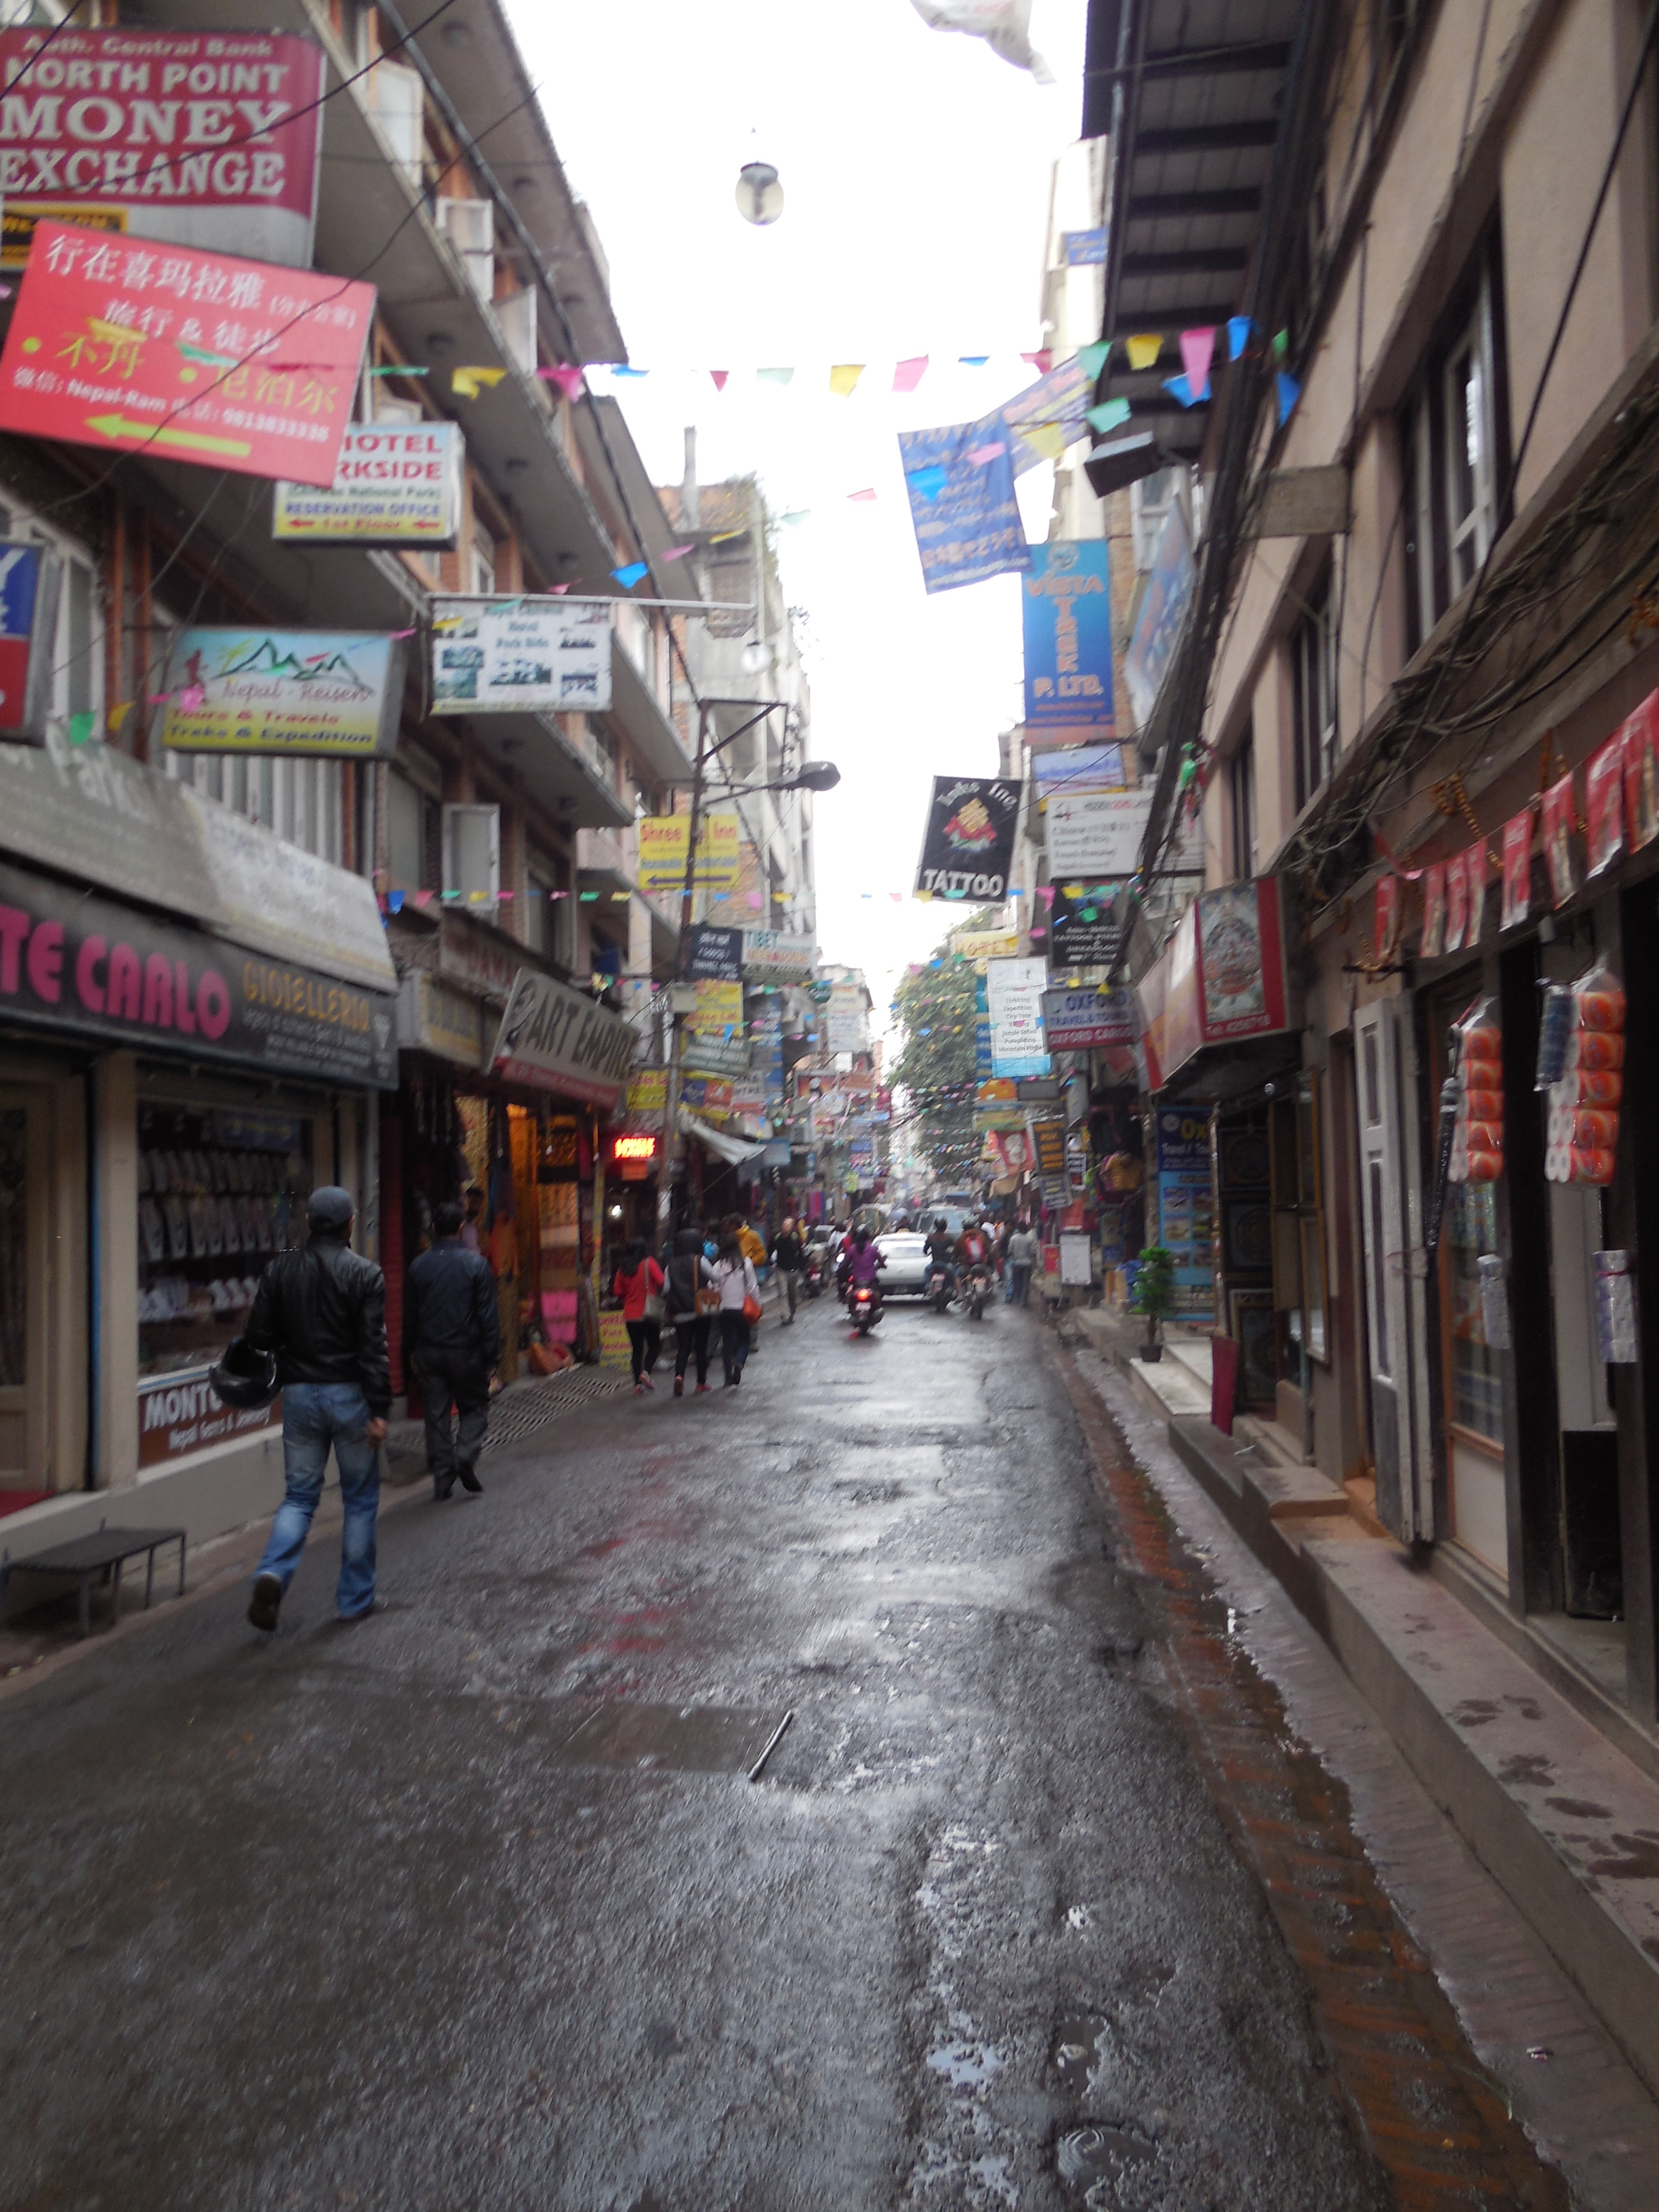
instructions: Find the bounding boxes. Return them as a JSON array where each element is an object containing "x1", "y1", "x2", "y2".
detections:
[
  {"x1": 1546, "y1": 960, "x2": 1625, "y2": 1184},
  {"x1": 1448, "y1": 997, "x2": 1503, "y2": 1185}
]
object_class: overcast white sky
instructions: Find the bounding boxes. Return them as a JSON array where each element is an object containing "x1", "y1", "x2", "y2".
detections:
[{"x1": 510, "y1": 0, "x2": 1088, "y2": 1038}]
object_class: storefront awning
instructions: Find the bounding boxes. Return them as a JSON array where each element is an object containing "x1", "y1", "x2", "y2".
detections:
[{"x1": 677, "y1": 1105, "x2": 767, "y2": 1166}]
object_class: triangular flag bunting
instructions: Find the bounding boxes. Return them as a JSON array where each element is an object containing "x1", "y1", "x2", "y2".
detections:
[
  {"x1": 1021, "y1": 422, "x2": 1067, "y2": 462},
  {"x1": 1076, "y1": 340, "x2": 1109, "y2": 381},
  {"x1": 829, "y1": 363, "x2": 865, "y2": 396},
  {"x1": 710, "y1": 369, "x2": 729, "y2": 390},
  {"x1": 1021, "y1": 349, "x2": 1053, "y2": 371},
  {"x1": 893, "y1": 356, "x2": 929, "y2": 392},
  {"x1": 847, "y1": 488, "x2": 877, "y2": 501},
  {"x1": 907, "y1": 464, "x2": 949, "y2": 501},
  {"x1": 757, "y1": 367, "x2": 795, "y2": 386},
  {"x1": 1227, "y1": 315, "x2": 1252, "y2": 363},
  {"x1": 1180, "y1": 327, "x2": 1216, "y2": 392},
  {"x1": 1125, "y1": 333, "x2": 1162, "y2": 371},
  {"x1": 611, "y1": 365, "x2": 649, "y2": 379},
  {"x1": 1086, "y1": 398, "x2": 1131, "y2": 434},
  {"x1": 539, "y1": 363, "x2": 585, "y2": 398},
  {"x1": 612, "y1": 562, "x2": 649, "y2": 588},
  {"x1": 966, "y1": 441, "x2": 1006, "y2": 464},
  {"x1": 1162, "y1": 372, "x2": 1208, "y2": 408},
  {"x1": 1276, "y1": 371, "x2": 1300, "y2": 425},
  {"x1": 451, "y1": 366, "x2": 507, "y2": 398},
  {"x1": 958, "y1": 354, "x2": 989, "y2": 367}
]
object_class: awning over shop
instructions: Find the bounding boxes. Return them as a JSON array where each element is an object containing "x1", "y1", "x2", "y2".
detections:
[
  {"x1": 677, "y1": 1105, "x2": 768, "y2": 1166},
  {"x1": 1135, "y1": 876, "x2": 1296, "y2": 1100}
]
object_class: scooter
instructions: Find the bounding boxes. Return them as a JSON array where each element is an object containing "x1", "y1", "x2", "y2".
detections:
[
  {"x1": 802, "y1": 1248, "x2": 827, "y2": 1300},
  {"x1": 964, "y1": 1263, "x2": 992, "y2": 1320},
  {"x1": 848, "y1": 1281, "x2": 883, "y2": 1336},
  {"x1": 928, "y1": 1264, "x2": 953, "y2": 1315}
]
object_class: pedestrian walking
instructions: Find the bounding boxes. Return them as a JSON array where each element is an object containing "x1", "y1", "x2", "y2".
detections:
[
  {"x1": 1007, "y1": 1221, "x2": 1039, "y2": 1307},
  {"x1": 613, "y1": 1238, "x2": 665, "y2": 1393},
  {"x1": 712, "y1": 1233, "x2": 760, "y2": 1387},
  {"x1": 665, "y1": 1226, "x2": 716, "y2": 1396},
  {"x1": 771, "y1": 1214, "x2": 804, "y2": 1322},
  {"x1": 243, "y1": 1186, "x2": 392, "y2": 1631},
  {"x1": 403, "y1": 1197, "x2": 501, "y2": 1500}
]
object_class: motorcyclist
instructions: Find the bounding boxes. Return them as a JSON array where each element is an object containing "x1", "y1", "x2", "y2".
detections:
[
  {"x1": 956, "y1": 1218, "x2": 993, "y2": 1274},
  {"x1": 924, "y1": 1215, "x2": 958, "y2": 1300},
  {"x1": 838, "y1": 1223, "x2": 886, "y2": 1311}
]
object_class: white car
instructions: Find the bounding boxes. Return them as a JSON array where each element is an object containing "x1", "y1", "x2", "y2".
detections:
[{"x1": 873, "y1": 1231, "x2": 930, "y2": 1298}]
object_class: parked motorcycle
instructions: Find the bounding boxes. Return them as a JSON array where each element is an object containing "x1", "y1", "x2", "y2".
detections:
[
  {"x1": 802, "y1": 1247, "x2": 827, "y2": 1300},
  {"x1": 848, "y1": 1281, "x2": 883, "y2": 1336}
]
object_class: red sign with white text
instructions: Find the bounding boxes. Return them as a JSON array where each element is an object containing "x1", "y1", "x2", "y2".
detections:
[{"x1": 0, "y1": 220, "x2": 372, "y2": 485}]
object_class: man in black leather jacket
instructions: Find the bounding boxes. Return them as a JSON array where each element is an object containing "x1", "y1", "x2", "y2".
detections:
[
  {"x1": 403, "y1": 1197, "x2": 501, "y2": 1500},
  {"x1": 244, "y1": 1185, "x2": 392, "y2": 1632}
]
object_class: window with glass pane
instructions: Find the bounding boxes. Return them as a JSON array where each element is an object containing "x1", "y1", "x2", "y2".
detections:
[
  {"x1": 1447, "y1": 1180, "x2": 1504, "y2": 1441},
  {"x1": 1399, "y1": 240, "x2": 1504, "y2": 655},
  {"x1": 1291, "y1": 564, "x2": 1336, "y2": 812}
]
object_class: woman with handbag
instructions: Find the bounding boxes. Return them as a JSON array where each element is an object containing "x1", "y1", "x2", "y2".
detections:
[
  {"x1": 712, "y1": 1233, "x2": 762, "y2": 1389},
  {"x1": 665, "y1": 1227, "x2": 716, "y2": 1397},
  {"x1": 612, "y1": 1240, "x2": 665, "y2": 1394}
]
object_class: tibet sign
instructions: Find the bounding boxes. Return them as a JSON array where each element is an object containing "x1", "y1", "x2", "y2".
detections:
[
  {"x1": 273, "y1": 423, "x2": 463, "y2": 546},
  {"x1": 0, "y1": 28, "x2": 325, "y2": 269},
  {"x1": 0, "y1": 220, "x2": 373, "y2": 485},
  {"x1": 159, "y1": 628, "x2": 406, "y2": 758},
  {"x1": 430, "y1": 596, "x2": 612, "y2": 716}
]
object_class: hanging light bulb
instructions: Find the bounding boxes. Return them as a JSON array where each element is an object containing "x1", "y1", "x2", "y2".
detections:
[{"x1": 737, "y1": 161, "x2": 784, "y2": 226}]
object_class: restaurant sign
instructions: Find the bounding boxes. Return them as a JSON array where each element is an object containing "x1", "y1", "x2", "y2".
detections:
[
  {"x1": 273, "y1": 423, "x2": 462, "y2": 546},
  {"x1": 489, "y1": 966, "x2": 636, "y2": 1110},
  {"x1": 0, "y1": 857, "x2": 398, "y2": 1086},
  {"x1": 159, "y1": 628, "x2": 405, "y2": 756},
  {"x1": 431, "y1": 596, "x2": 612, "y2": 716}
]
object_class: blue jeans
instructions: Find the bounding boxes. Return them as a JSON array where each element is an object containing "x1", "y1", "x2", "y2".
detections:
[{"x1": 255, "y1": 1382, "x2": 381, "y2": 1618}]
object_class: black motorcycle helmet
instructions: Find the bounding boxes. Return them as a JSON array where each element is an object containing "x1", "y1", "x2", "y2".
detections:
[{"x1": 209, "y1": 1334, "x2": 280, "y2": 1410}]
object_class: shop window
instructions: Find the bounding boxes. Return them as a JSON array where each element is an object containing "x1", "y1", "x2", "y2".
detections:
[
  {"x1": 1290, "y1": 562, "x2": 1336, "y2": 813},
  {"x1": 136, "y1": 1101, "x2": 312, "y2": 1383},
  {"x1": 1229, "y1": 729, "x2": 1256, "y2": 881},
  {"x1": 1401, "y1": 238, "x2": 1508, "y2": 655},
  {"x1": 388, "y1": 769, "x2": 438, "y2": 890},
  {"x1": 443, "y1": 802, "x2": 499, "y2": 914},
  {"x1": 466, "y1": 514, "x2": 497, "y2": 595}
]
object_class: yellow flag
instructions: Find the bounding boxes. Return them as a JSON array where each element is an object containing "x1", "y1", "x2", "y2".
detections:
[
  {"x1": 1126, "y1": 333, "x2": 1162, "y2": 371},
  {"x1": 1021, "y1": 422, "x2": 1067, "y2": 462},
  {"x1": 829, "y1": 363, "x2": 865, "y2": 396},
  {"x1": 451, "y1": 365, "x2": 508, "y2": 398}
]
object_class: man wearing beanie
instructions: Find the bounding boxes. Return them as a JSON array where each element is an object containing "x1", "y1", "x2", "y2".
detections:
[{"x1": 243, "y1": 1186, "x2": 392, "y2": 1631}]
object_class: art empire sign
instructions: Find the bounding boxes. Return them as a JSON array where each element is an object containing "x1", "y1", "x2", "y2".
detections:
[
  {"x1": 430, "y1": 596, "x2": 612, "y2": 716},
  {"x1": 489, "y1": 968, "x2": 636, "y2": 1110},
  {"x1": 273, "y1": 423, "x2": 462, "y2": 546},
  {"x1": 0, "y1": 858, "x2": 397, "y2": 1086},
  {"x1": 0, "y1": 28, "x2": 326, "y2": 270},
  {"x1": 914, "y1": 777, "x2": 1023, "y2": 899},
  {"x1": 0, "y1": 221, "x2": 373, "y2": 485},
  {"x1": 159, "y1": 628, "x2": 405, "y2": 756}
]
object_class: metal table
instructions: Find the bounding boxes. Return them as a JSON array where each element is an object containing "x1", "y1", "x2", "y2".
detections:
[{"x1": 1, "y1": 1525, "x2": 188, "y2": 1637}]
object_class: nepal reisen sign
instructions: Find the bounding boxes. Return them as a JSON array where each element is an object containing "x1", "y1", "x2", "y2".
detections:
[
  {"x1": 0, "y1": 28, "x2": 326, "y2": 270},
  {"x1": 0, "y1": 859, "x2": 398, "y2": 1085},
  {"x1": 0, "y1": 220, "x2": 373, "y2": 485},
  {"x1": 159, "y1": 627, "x2": 405, "y2": 757},
  {"x1": 489, "y1": 967, "x2": 636, "y2": 1110},
  {"x1": 272, "y1": 422, "x2": 462, "y2": 546}
]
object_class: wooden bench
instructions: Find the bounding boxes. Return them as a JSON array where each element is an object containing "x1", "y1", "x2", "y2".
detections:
[{"x1": 1, "y1": 1524, "x2": 187, "y2": 1637}]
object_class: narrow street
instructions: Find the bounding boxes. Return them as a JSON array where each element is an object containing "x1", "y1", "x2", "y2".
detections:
[{"x1": 0, "y1": 1295, "x2": 1620, "y2": 2212}]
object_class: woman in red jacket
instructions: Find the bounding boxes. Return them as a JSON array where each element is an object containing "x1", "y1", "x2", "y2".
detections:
[{"x1": 612, "y1": 1240, "x2": 665, "y2": 1393}]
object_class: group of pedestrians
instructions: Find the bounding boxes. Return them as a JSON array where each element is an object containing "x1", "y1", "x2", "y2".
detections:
[{"x1": 612, "y1": 1213, "x2": 769, "y2": 1393}]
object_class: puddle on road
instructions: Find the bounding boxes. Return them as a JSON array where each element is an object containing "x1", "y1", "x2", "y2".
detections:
[
  {"x1": 545, "y1": 1700, "x2": 793, "y2": 1778},
  {"x1": 1057, "y1": 1353, "x2": 1574, "y2": 2212}
]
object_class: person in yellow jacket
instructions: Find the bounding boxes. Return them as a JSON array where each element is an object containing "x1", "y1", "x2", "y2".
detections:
[{"x1": 725, "y1": 1214, "x2": 768, "y2": 1355}]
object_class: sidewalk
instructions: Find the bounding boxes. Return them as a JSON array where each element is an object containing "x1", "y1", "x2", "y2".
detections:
[{"x1": 1065, "y1": 1300, "x2": 1659, "y2": 2103}]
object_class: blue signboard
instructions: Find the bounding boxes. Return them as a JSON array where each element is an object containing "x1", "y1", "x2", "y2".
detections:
[
  {"x1": 1023, "y1": 539, "x2": 1115, "y2": 737},
  {"x1": 897, "y1": 415, "x2": 1031, "y2": 595},
  {"x1": 1063, "y1": 228, "x2": 1108, "y2": 266},
  {"x1": 1123, "y1": 500, "x2": 1195, "y2": 731},
  {"x1": 0, "y1": 540, "x2": 56, "y2": 741}
]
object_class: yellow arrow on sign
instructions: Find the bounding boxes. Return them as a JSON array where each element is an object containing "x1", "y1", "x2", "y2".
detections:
[{"x1": 83, "y1": 413, "x2": 253, "y2": 458}]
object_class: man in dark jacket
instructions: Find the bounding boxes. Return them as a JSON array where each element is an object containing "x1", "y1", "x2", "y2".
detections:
[
  {"x1": 403, "y1": 1197, "x2": 501, "y2": 1500},
  {"x1": 771, "y1": 1215, "x2": 804, "y2": 1322},
  {"x1": 245, "y1": 1185, "x2": 392, "y2": 1632}
]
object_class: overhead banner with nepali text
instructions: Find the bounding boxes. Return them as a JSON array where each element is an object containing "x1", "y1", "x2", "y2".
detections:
[{"x1": 897, "y1": 415, "x2": 1029, "y2": 594}]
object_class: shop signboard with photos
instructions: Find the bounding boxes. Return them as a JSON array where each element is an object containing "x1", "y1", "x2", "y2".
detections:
[
  {"x1": 1155, "y1": 876, "x2": 1294, "y2": 1089},
  {"x1": 0, "y1": 27, "x2": 326, "y2": 269},
  {"x1": 430, "y1": 596, "x2": 612, "y2": 715},
  {"x1": 0, "y1": 222, "x2": 373, "y2": 485},
  {"x1": 915, "y1": 775, "x2": 1023, "y2": 899},
  {"x1": 159, "y1": 628, "x2": 405, "y2": 757},
  {"x1": 273, "y1": 423, "x2": 463, "y2": 546}
]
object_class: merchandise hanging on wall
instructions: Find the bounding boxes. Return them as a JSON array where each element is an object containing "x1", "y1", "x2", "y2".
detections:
[{"x1": 1544, "y1": 960, "x2": 1624, "y2": 1186}]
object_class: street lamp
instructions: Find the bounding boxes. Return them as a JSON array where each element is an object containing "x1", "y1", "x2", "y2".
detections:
[{"x1": 736, "y1": 161, "x2": 783, "y2": 225}]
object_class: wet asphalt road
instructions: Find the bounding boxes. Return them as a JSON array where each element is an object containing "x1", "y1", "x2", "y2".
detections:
[{"x1": 1, "y1": 1292, "x2": 1481, "y2": 2210}]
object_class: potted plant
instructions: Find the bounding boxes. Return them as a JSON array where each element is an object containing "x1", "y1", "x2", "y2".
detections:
[{"x1": 1129, "y1": 1245, "x2": 1176, "y2": 1362}]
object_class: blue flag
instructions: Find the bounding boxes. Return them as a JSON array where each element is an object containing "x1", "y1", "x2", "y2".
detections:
[{"x1": 897, "y1": 414, "x2": 1030, "y2": 594}]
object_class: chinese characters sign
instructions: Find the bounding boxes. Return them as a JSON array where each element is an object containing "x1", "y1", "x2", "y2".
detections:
[
  {"x1": 0, "y1": 28, "x2": 325, "y2": 269},
  {"x1": 159, "y1": 628, "x2": 406, "y2": 758},
  {"x1": 430, "y1": 595, "x2": 613, "y2": 715},
  {"x1": 1023, "y1": 539, "x2": 1115, "y2": 739},
  {"x1": 0, "y1": 221, "x2": 373, "y2": 485}
]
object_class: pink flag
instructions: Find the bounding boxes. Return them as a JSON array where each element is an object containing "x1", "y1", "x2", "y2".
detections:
[
  {"x1": 710, "y1": 370, "x2": 730, "y2": 390},
  {"x1": 413, "y1": 890, "x2": 436, "y2": 908},
  {"x1": 893, "y1": 356, "x2": 928, "y2": 392},
  {"x1": 540, "y1": 363, "x2": 585, "y2": 400},
  {"x1": 966, "y1": 441, "x2": 1006, "y2": 465},
  {"x1": 1179, "y1": 327, "x2": 1216, "y2": 393},
  {"x1": 663, "y1": 545, "x2": 693, "y2": 560},
  {"x1": 847, "y1": 488, "x2": 877, "y2": 502},
  {"x1": 1022, "y1": 349, "x2": 1053, "y2": 372},
  {"x1": 549, "y1": 581, "x2": 573, "y2": 594}
]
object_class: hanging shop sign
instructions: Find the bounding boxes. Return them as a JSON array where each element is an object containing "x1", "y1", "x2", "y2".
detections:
[
  {"x1": 826, "y1": 982, "x2": 870, "y2": 1054},
  {"x1": 1022, "y1": 539, "x2": 1115, "y2": 741},
  {"x1": 915, "y1": 776, "x2": 1023, "y2": 899},
  {"x1": 626, "y1": 1067, "x2": 668, "y2": 1118},
  {"x1": 488, "y1": 967, "x2": 636, "y2": 1110},
  {"x1": 272, "y1": 422, "x2": 463, "y2": 546},
  {"x1": 430, "y1": 595, "x2": 612, "y2": 716},
  {"x1": 897, "y1": 415, "x2": 1029, "y2": 594},
  {"x1": 636, "y1": 811, "x2": 739, "y2": 893},
  {"x1": 0, "y1": 222, "x2": 371, "y2": 486},
  {"x1": 682, "y1": 1029, "x2": 751, "y2": 1079},
  {"x1": 689, "y1": 978, "x2": 743, "y2": 1036},
  {"x1": 0, "y1": 28, "x2": 326, "y2": 270},
  {"x1": 741, "y1": 926, "x2": 817, "y2": 981},
  {"x1": 1152, "y1": 876, "x2": 1293, "y2": 1088},
  {"x1": 986, "y1": 955, "x2": 1051, "y2": 1079},
  {"x1": 950, "y1": 928, "x2": 1020, "y2": 964},
  {"x1": 394, "y1": 970, "x2": 483, "y2": 1069},
  {"x1": 1153, "y1": 1107, "x2": 1215, "y2": 1320},
  {"x1": 1044, "y1": 786, "x2": 1153, "y2": 876},
  {"x1": 609, "y1": 1130, "x2": 659, "y2": 1180},
  {"x1": 159, "y1": 628, "x2": 405, "y2": 757},
  {"x1": 0, "y1": 858, "x2": 397, "y2": 1085},
  {"x1": 1031, "y1": 744, "x2": 1126, "y2": 791},
  {"x1": 1048, "y1": 880, "x2": 1123, "y2": 968},
  {"x1": 0, "y1": 540, "x2": 60, "y2": 742},
  {"x1": 1041, "y1": 984, "x2": 1134, "y2": 1050},
  {"x1": 1123, "y1": 499, "x2": 1195, "y2": 731},
  {"x1": 685, "y1": 924, "x2": 743, "y2": 983}
]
